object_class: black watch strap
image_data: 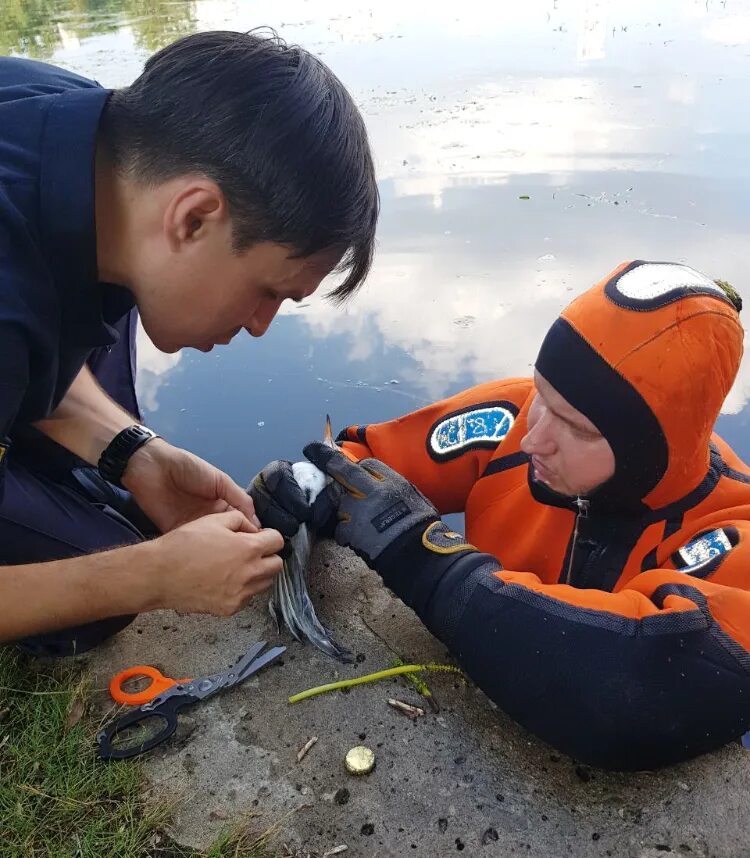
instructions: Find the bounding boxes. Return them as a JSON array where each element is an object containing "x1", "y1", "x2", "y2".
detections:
[{"x1": 98, "y1": 425, "x2": 160, "y2": 488}]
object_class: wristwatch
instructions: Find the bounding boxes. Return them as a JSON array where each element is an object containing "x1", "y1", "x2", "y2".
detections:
[{"x1": 98, "y1": 424, "x2": 160, "y2": 488}]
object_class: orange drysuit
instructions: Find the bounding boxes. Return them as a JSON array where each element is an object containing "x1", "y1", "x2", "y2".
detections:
[{"x1": 338, "y1": 261, "x2": 750, "y2": 769}]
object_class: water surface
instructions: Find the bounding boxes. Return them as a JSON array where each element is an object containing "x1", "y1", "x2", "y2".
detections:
[{"x1": 5, "y1": 0, "x2": 750, "y2": 482}]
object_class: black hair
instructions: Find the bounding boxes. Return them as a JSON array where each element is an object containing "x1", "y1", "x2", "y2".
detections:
[{"x1": 100, "y1": 29, "x2": 379, "y2": 300}]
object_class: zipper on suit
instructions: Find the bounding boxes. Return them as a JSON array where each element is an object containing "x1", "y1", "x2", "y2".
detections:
[{"x1": 565, "y1": 497, "x2": 590, "y2": 584}]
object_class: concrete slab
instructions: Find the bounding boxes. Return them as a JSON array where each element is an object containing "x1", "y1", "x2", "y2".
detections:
[{"x1": 87, "y1": 542, "x2": 750, "y2": 857}]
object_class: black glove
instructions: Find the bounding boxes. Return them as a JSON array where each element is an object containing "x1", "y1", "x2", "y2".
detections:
[
  {"x1": 304, "y1": 443, "x2": 439, "y2": 562},
  {"x1": 304, "y1": 443, "x2": 484, "y2": 612},
  {"x1": 247, "y1": 460, "x2": 312, "y2": 539}
]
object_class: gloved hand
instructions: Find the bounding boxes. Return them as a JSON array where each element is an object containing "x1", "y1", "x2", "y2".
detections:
[
  {"x1": 247, "y1": 460, "x2": 312, "y2": 539},
  {"x1": 303, "y1": 443, "x2": 439, "y2": 563},
  {"x1": 303, "y1": 443, "x2": 480, "y2": 599}
]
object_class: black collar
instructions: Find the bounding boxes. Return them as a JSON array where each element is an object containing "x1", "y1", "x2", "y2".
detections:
[{"x1": 527, "y1": 447, "x2": 723, "y2": 523}]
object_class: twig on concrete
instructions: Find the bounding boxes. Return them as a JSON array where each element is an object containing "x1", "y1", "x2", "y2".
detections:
[
  {"x1": 296, "y1": 735, "x2": 319, "y2": 762},
  {"x1": 387, "y1": 698, "x2": 425, "y2": 719}
]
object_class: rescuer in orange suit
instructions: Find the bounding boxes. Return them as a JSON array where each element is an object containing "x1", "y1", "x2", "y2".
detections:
[{"x1": 252, "y1": 261, "x2": 750, "y2": 770}]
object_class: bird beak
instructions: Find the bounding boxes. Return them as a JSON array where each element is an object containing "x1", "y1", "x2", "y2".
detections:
[{"x1": 324, "y1": 414, "x2": 336, "y2": 449}]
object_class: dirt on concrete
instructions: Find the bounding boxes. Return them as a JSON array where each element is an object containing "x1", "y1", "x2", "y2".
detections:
[{"x1": 87, "y1": 541, "x2": 750, "y2": 857}]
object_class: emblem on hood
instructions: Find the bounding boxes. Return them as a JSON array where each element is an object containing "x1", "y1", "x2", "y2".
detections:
[{"x1": 605, "y1": 261, "x2": 730, "y2": 311}]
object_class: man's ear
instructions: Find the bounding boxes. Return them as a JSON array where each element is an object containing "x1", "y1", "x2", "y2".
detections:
[{"x1": 163, "y1": 179, "x2": 229, "y2": 251}]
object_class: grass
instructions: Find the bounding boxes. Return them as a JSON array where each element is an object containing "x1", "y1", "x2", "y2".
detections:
[{"x1": 0, "y1": 648, "x2": 275, "y2": 858}]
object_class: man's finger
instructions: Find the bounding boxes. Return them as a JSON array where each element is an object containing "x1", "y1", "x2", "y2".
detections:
[
  {"x1": 262, "y1": 461, "x2": 312, "y2": 521},
  {"x1": 301, "y1": 441, "x2": 336, "y2": 472},
  {"x1": 310, "y1": 481, "x2": 342, "y2": 534},
  {"x1": 251, "y1": 464, "x2": 311, "y2": 536},
  {"x1": 260, "y1": 554, "x2": 284, "y2": 577},
  {"x1": 245, "y1": 527, "x2": 285, "y2": 556},
  {"x1": 220, "y1": 474, "x2": 262, "y2": 529},
  {"x1": 214, "y1": 509, "x2": 256, "y2": 533},
  {"x1": 303, "y1": 442, "x2": 373, "y2": 497}
]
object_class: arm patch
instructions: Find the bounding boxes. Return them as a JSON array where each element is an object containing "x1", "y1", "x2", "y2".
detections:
[
  {"x1": 671, "y1": 527, "x2": 739, "y2": 577},
  {"x1": 426, "y1": 401, "x2": 517, "y2": 462}
]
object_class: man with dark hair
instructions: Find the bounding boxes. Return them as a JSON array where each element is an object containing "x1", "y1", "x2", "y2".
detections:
[
  {"x1": 255, "y1": 262, "x2": 750, "y2": 770},
  {"x1": 0, "y1": 30, "x2": 379, "y2": 653}
]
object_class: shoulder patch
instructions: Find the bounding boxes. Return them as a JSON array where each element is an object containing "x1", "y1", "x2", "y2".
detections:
[
  {"x1": 605, "y1": 261, "x2": 732, "y2": 311},
  {"x1": 672, "y1": 527, "x2": 738, "y2": 577},
  {"x1": 427, "y1": 401, "x2": 517, "y2": 462}
]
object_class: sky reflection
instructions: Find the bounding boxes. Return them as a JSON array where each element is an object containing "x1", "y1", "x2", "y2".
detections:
[{"x1": 5, "y1": 0, "x2": 750, "y2": 480}]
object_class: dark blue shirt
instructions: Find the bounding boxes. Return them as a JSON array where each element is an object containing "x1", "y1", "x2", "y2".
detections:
[{"x1": 0, "y1": 57, "x2": 134, "y2": 473}]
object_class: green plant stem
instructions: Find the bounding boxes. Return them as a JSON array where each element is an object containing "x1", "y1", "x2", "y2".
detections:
[{"x1": 288, "y1": 663, "x2": 461, "y2": 704}]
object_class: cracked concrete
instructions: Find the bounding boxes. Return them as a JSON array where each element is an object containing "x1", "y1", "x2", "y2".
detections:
[{"x1": 87, "y1": 542, "x2": 750, "y2": 857}]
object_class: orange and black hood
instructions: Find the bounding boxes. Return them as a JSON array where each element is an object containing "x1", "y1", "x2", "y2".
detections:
[{"x1": 535, "y1": 261, "x2": 744, "y2": 511}]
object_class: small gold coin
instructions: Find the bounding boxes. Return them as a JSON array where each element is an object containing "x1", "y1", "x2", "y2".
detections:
[{"x1": 345, "y1": 745, "x2": 375, "y2": 775}]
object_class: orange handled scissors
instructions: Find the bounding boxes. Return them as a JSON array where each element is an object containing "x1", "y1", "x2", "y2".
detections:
[
  {"x1": 99, "y1": 641, "x2": 286, "y2": 760},
  {"x1": 109, "y1": 665, "x2": 192, "y2": 706}
]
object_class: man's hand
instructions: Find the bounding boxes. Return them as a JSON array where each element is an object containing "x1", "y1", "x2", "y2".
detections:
[
  {"x1": 148, "y1": 511, "x2": 283, "y2": 615},
  {"x1": 248, "y1": 460, "x2": 312, "y2": 538},
  {"x1": 0, "y1": 511, "x2": 284, "y2": 642},
  {"x1": 122, "y1": 438, "x2": 261, "y2": 533},
  {"x1": 304, "y1": 442, "x2": 490, "y2": 624},
  {"x1": 303, "y1": 442, "x2": 441, "y2": 568}
]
